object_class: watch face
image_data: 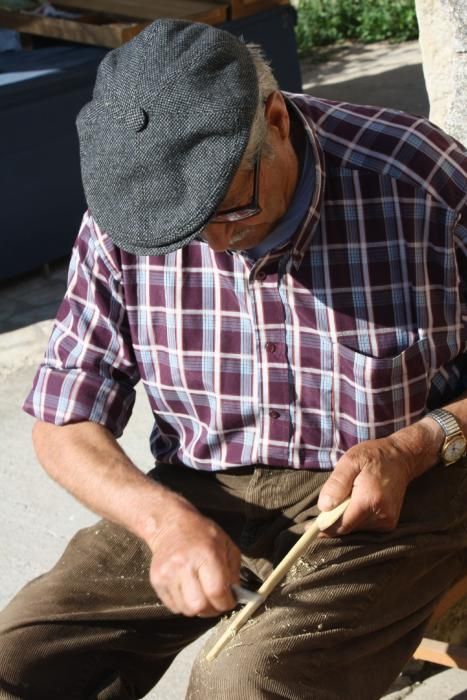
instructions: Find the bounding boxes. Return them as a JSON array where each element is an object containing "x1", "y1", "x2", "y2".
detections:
[{"x1": 444, "y1": 437, "x2": 467, "y2": 463}]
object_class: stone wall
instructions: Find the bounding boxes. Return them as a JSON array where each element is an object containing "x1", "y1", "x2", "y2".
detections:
[
  {"x1": 416, "y1": 0, "x2": 467, "y2": 642},
  {"x1": 416, "y1": 0, "x2": 467, "y2": 145}
]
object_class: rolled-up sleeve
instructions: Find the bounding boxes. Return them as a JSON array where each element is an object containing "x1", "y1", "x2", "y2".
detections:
[{"x1": 23, "y1": 213, "x2": 140, "y2": 437}]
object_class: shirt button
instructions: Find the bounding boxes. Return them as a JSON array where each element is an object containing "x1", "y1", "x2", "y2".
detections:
[
  {"x1": 269, "y1": 410, "x2": 280, "y2": 419},
  {"x1": 265, "y1": 342, "x2": 276, "y2": 353},
  {"x1": 256, "y1": 271, "x2": 266, "y2": 281}
]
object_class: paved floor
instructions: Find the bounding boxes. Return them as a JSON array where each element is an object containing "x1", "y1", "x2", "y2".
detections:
[
  {"x1": 1, "y1": 40, "x2": 465, "y2": 699},
  {"x1": 301, "y1": 40, "x2": 428, "y2": 117}
]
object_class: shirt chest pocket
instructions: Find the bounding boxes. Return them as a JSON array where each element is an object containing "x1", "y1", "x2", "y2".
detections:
[{"x1": 333, "y1": 338, "x2": 430, "y2": 451}]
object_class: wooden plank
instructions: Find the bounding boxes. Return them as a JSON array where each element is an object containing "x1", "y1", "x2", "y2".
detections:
[
  {"x1": 56, "y1": 0, "x2": 227, "y2": 22},
  {"x1": 0, "y1": 1, "x2": 228, "y2": 48},
  {"x1": 0, "y1": 10, "x2": 143, "y2": 48},
  {"x1": 413, "y1": 637, "x2": 467, "y2": 670}
]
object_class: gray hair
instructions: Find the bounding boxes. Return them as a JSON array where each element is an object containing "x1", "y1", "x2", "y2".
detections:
[{"x1": 241, "y1": 43, "x2": 279, "y2": 169}]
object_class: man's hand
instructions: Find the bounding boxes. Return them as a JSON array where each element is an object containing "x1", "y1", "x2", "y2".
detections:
[
  {"x1": 147, "y1": 503, "x2": 241, "y2": 617},
  {"x1": 317, "y1": 418, "x2": 443, "y2": 536}
]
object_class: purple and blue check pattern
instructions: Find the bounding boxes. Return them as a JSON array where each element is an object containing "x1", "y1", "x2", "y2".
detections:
[{"x1": 24, "y1": 94, "x2": 467, "y2": 471}]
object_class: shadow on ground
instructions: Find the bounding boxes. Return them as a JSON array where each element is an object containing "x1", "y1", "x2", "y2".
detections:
[
  {"x1": 304, "y1": 63, "x2": 429, "y2": 117},
  {"x1": 0, "y1": 258, "x2": 69, "y2": 334}
]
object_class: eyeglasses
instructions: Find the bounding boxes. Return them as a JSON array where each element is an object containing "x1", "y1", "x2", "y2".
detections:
[{"x1": 208, "y1": 155, "x2": 262, "y2": 224}]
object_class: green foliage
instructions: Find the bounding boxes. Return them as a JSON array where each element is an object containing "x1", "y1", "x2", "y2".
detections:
[{"x1": 295, "y1": 0, "x2": 419, "y2": 56}]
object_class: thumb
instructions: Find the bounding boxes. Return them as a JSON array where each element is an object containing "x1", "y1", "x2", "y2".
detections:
[{"x1": 318, "y1": 460, "x2": 356, "y2": 511}]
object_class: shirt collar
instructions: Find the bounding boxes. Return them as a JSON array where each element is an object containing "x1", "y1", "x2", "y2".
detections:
[{"x1": 285, "y1": 94, "x2": 325, "y2": 270}]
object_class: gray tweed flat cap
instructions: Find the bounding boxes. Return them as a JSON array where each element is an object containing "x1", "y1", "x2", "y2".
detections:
[{"x1": 76, "y1": 19, "x2": 259, "y2": 255}]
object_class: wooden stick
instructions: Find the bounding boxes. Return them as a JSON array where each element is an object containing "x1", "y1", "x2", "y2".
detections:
[
  {"x1": 206, "y1": 498, "x2": 350, "y2": 661},
  {"x1": 413, "y1": 637, "x2": 467, "y2": 670}
]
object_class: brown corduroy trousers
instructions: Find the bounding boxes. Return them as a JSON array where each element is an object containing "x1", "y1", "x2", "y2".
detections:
[{"x1": 0, "y1": 461, "x2": 466, "y2": 700}]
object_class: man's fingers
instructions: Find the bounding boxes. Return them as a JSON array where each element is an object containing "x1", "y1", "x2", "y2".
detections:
[
  {"x1": 155, "y1": 583, "x2": 181, "y2": 614},
  {"x1": 159, "y1": 548, "x2": 239, "y2": 616},
  {"x1": 321, "y1": 498, "x2": 368, "y2": 536},
  {"x1": 320, "y1": 480, "x2": 403, "y2": 536},
  {"x1": 180, "y1": 574, "x2": 214, "y2": 616},
  {"x1": 197, "y1": 558, "x2": 237, "y2": 612},
  {"x1": 155, "y1": 572, "x2": 228, "y2": 617},
  {"x1": 318, "y1": 462, "x2": 356, "y2": 511}
]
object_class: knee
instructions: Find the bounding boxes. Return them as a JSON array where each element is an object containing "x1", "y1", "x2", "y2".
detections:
[{"x1": 188, "y1": 638, "x2": 280, "y2": 698}]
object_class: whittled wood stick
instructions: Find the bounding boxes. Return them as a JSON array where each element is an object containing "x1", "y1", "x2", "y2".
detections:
[{"x1": 206, "y1": 498, "x2": 351, "y2": 661}]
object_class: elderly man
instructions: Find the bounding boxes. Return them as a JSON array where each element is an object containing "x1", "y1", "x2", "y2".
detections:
[{"x1": 0, "y1": 19, "x2": 466, "y2": 700}]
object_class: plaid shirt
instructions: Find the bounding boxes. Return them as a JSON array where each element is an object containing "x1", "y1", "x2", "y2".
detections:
[{"x1": 24, "y1": 94, "x2": 467, "y2": 471}]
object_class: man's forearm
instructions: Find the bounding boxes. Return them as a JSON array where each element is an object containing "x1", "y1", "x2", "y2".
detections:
[
  {"x1": 392, "y1": 391, "x2": 467, "y2": 480},
  {"x1": 32, "y1": 420, "x2": 194, "y2": 547},
  {"x1": 32, "y1": 419, "x2": 241, "y2": 616}
]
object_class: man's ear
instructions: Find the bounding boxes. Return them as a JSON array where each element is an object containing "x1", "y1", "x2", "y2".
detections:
[{"x1": 264, "y1": 91, "x2": 290, "y2": 141}]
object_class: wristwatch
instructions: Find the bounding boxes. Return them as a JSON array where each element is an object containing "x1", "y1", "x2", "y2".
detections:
[{"x1": 425, "y1": 408, "x2": 467, "y2": 465}]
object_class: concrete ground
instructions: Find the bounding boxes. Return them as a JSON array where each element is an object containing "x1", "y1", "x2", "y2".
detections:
[{"x1": 1, "y1": 40, "x2": 465, "y2": 699}]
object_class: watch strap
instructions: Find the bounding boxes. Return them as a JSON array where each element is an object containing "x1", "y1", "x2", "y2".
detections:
[
  {"x1": 426, "y1": 408, "x2": 466, "y2": 465},
  {"x1": 427, "y1": 408, "x2": 462, "y2": 436}
]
